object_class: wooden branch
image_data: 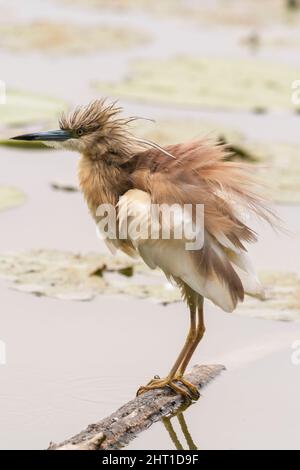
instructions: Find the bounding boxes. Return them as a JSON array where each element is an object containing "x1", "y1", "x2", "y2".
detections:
[{"x1": 48, "y1": 364, "x2": 225, "y2": 450}]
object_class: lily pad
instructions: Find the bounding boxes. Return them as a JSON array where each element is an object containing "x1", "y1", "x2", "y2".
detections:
[
  {"x1": 0, "y1": 90, "x2": 65, "y2": 128},
  {"x1": 0, "y1": 250, "x2": 137, "y2": 301},
  {"x1": 0, "y1": 186, "x2": 26, "y2": 212},
  {"x1": 241, "y1": 31, "x2": 300, "y2": 50},
  {"x1": 0, "y1": 139, "x2": 51, "y2": 150},
  {"x1": 0, "y1": 250, "x2": 299, "y2": 321},
  {"x1": 190, "y1": 0, "x2": 300, "y2": 27},
  {"x1": 237, "y1": 271, "x2": 300, "y2": 321},
  {"x1": 97, "y1": 57, "x2": 300, "y2": 111},
  {"x1": 62, "y1": 0, "x2": 182, "y2": 14},
  {"x1": 246, "y1": 142, "x2": 300, "y2": 203},
  {"x1": 62, "y1": 0, "x2": 300, "y2": 26},
  {"x1": 0, "y1": 21, "x2": 149, "y2": 55},
  {"x1": 0, "y1": 250, "x2": 179, "y2": 303}
]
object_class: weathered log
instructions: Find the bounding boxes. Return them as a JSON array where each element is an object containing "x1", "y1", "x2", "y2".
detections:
[{"x1": 49, "y1": 364, "x2": 225, "y2": 450}]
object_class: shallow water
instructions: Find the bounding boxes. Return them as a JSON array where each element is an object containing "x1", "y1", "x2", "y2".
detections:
[{"x1": 0, "y1": 0, "x2": 300, "y2": 450}]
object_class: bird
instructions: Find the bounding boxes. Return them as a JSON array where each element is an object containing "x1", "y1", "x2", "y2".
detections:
[{"x1": 11, "y1": 99, "x2": 278, "y2": 401}]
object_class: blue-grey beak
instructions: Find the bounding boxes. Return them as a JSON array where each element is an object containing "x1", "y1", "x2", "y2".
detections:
[{"x1": 10, "y1": 129, "x2": 72, "y2": 142}]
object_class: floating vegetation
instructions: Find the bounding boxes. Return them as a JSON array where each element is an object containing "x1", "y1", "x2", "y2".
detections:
[
  {"x1": 241, "y1": 31, "x2": 300, "y2": 50},
  {"x1": 0, "y1": 21, "x2": 149, "y2": 55},
  {"x1": 62, "y1": 0, "x2": 183, "y2": 15},
  {"x1": 191, "y1": 0, "x2": 300, "y2": 27},
  {"x1": 0, "y1": 250, "x2": 178, "y2": 303},
  {"x1": 0, "y1": 250, "x2": 299, "y2": 321},
  {"x1": 62, "y1": 0, "x2": 300, "y2": 26},
  {"x1": 0, "y1": 90, "x2": 66, "y2": 150},
  {"x1": 0, "y1": 138, "x2": 51, "y2": 149},
  {"x1": 97, "y1": 57, "x2": 300, "y2": 112},
  {"x1": 0, "y1": 186, "x2": 26, "y2": 212},
  {"x1": 0, "y1": 90, "x2": 65, "y2": 128},
  {"x1": 237, "y1": 271, "x2": 300, "y2": 322},
  {"x1": 245, "y1": 142, "x2": 300, "y2": 203}
]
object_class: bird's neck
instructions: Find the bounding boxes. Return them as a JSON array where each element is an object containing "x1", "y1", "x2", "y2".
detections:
[{"x1": 78, "y1": 153, "x2": 132, "y2": 219}]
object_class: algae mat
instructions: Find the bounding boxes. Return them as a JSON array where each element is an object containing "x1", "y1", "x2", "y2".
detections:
[
  {"x1": 0, "y1": 90, "x2": 65, "y2": 127},
  {"x1": 0, "y1": 90, "x2": 66, "y2": 149},
  {"x1": 62, "y1": 0, "x2": 300, "y2": 27},
  {"x1": 0, "y1": 21, "x2": 148, "y2": 55},
  {"x1": 97, "y1": 57, "x2": 300, "y2": 112},
  {"x1": 0, "y1": 250, "x2": 299, "y2": 321}
]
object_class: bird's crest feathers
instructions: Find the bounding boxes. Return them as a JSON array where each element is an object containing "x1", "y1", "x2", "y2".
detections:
[
  {"x1": 59, "y1": 99, "x2": 176, "y2": 159},
  {"x1": 59, "y1": 99, "x2": 123, "y2": 133}
]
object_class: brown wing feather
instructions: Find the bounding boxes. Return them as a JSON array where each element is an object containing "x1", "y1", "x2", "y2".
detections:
[{"x1": 129, "y1": 139, "x2": 276, "y2": 307}]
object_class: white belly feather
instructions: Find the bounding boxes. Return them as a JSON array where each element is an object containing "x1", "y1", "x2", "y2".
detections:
[{"x1": 116, "y1": 189, "x2": 264, "y2": 313}]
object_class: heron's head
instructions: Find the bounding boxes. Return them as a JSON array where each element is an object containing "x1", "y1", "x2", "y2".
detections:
[
  {"x1": 11, "y1": 99, "x2": 174, "y2": 162},
  {"x1": 11, "y1": 99, "x2": 134, "y2": 158}
]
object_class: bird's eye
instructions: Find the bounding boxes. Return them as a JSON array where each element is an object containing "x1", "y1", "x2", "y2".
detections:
[{"x1": 77, "y1": 128, "x2": 84, "y2": 137}]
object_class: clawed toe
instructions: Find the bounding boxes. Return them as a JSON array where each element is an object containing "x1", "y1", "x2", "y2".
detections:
[
  {"x1": 136, "y1": 376, "x2": 199, "y2": 401},
  {"x1": 175, "y1": 376, "x2": 200, "y2": 400}
]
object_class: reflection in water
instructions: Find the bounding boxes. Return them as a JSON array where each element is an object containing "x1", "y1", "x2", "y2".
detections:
[{"x1": 162, "y1": 405, "x2": 198, "y2": 450}]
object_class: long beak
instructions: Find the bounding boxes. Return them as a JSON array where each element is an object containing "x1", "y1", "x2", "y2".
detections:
[{"x1": 10, "y1": 129, "x2": 72, "y2": 142}]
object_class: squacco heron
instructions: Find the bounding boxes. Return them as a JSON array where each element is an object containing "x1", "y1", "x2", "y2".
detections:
[{"x1": 12, "y1": 99, "x2": 277, "y2": 401}]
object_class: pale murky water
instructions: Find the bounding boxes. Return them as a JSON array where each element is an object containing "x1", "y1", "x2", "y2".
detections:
[{"x1": 0, "y1": 0, "x2": 300, "y2": 450}]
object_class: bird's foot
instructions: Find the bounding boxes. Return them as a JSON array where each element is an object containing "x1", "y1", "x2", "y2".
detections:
[
  {"x1": 174, "y1": 375, "x2": 200, "y2": 400},
  {"x1": 136, "y1": 375, "x2": 199, "y2": 401}
]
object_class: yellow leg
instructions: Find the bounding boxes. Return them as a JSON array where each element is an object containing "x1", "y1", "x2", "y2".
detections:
[
  {"x1": 172, "y1": 297, "x2": 205, "y2": 399},
  {"x1": 168, "y1": 306, "x2": 197, "y2": 378},
  {"x1": 137, "y1": 293, "x2": 204, "y2": 400},
  {"x1": 177, "y1": 297, "x2": 205, "y2": 377}
]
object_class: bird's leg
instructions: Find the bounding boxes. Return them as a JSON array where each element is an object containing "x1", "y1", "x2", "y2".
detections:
[
  {"x1": 175, "y1": 297, "x2": 205, "y2": 385},
  {"x1": 137, "y1": 298, "x2": 200, "y2": 400}
]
